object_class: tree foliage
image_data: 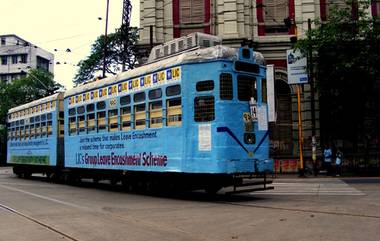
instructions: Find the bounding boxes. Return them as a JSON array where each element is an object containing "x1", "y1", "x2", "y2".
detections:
[
  {"x1": 297, "y1": 1, "x2": 380, "y2": 152},
  {"x1": 0, "y1": 69, "x2": 63, "y2": 125},
  {"x1": 73, "y1": 27, "x2": 139, "y2": 86}
]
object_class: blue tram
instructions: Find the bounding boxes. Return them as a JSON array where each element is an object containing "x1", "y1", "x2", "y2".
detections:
[
  {"x1": 7, "y1": 93, "x2": 64, "y2": 176},
  {"x1": 7, "y1": 33, "x2": 273, "y2": 193}
]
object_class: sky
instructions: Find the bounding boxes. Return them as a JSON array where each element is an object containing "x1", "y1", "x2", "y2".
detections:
[{"x1": 0, "y1": 0, "x2": 140, "y2": 90}]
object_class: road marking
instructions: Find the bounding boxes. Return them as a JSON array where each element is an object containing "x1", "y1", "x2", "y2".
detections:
[{"x1": 253, "y1": 179, "x2": 365, "y2": 196}]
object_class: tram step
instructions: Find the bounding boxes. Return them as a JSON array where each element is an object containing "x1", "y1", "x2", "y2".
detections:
[{"x1": 225, "y1": 186, "x2": 274, "y2": 195}]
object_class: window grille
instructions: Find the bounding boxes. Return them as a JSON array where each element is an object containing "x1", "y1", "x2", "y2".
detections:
[
  {"x1": 96, "y1": 101, "x2": 106, "y2": 110},
  {"x1": 120, "y1": 95, "x2": 131, "y2": 106},
  {"x1": 237, "y1": 76, "x2": 257, "y2": 101},
  {"x1": 86, "y1": 103, "x2": 95, "y2": 112},
  {"x1": 77, "y1": 106, "x2": 85, "y2": 114},
  {"x1": 148, "y1": 88, "x2": 162, "y2": 100},
  {"x1": 220, "y1": 73, "x2": 233, "y2": 100},
  {"x1": 194, "y1": 96, "x2": 215, "y2": 122},
  {"x1": 167, "y1": 98, "x2": 182, "y2": 126},
  {"x1": 134, "y1": 92, "x2": 146, "y2": 103},
  {"x1": 196, "y1": 80, "x2": 214, "y2": 92},
  {"x1": 166, "y1": 85, "x2": 181, "y2": 96},
  {"x1": 69, "y1": 108, "x2": 76, "y2": 116}
]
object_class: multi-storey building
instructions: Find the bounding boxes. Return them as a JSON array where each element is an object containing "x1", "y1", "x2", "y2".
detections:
[
  {"x1": 137, "y1": 0, "x2": 380, "y2": 159},
  {"x1": 0, "y1": 34, "x2": 54, "y2": 83}
]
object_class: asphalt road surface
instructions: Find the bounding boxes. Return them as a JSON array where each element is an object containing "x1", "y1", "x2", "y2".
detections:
[{"x1": 1, "y1": 167, "x2": 379, "y2": 241}]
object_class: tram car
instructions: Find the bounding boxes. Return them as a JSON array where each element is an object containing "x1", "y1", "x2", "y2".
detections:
[
  {"x1": 7, "y1": 33, "x2": 274, "y2": 194},
  {"x1": 7, "y1": 93, "x2": 64, "y2": 177}
]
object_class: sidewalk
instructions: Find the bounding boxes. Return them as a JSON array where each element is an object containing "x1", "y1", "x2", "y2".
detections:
[{"x1": 0, "y1": 166, "x2": 12, "y2": 175}]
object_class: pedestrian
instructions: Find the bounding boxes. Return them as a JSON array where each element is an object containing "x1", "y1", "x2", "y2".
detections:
[
  {"x1": 323, "y1": 146, "x2": 332, "y2": 175},
  {"x1": 335, "y1": 149, "x2": 343, "y2": 176}
]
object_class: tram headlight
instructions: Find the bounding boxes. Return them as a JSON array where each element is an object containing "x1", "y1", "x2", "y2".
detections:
[{"x1": 244, "y1": 133, "x2": 256, "y2": 144}]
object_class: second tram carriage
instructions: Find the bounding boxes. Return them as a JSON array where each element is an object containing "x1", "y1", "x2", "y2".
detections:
[{"x1": 7, "y1": 33, "x2": 274, "y2": 193}]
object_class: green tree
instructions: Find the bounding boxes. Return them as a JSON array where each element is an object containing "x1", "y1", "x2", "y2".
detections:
[
  {"x1": 74, "y1": 27, "x2": 139, "y2": 86},
  {"x1": 297, "y1": 1, "x2": 380, "y2": 155}
]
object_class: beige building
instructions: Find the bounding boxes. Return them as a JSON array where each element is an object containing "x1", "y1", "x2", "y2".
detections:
[
  {"x1": 0, "y1": 34, "x2": 54, "y2": 83},
  {"x1": 137, "y1": 0, "x2": 380, "y2": 159}
]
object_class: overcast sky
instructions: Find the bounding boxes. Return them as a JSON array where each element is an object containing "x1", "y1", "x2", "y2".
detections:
[{"x1": 0, "y1": 0, "x2": 140, "y2": 89}]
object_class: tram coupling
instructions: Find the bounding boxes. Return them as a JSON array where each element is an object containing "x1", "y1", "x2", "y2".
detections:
[{"x1": 225, "y1": 174, "x2": 274, "y2": 195}]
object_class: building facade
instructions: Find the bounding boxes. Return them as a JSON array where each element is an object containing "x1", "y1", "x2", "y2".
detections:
[
  {"x1": 0, "y1": 34, "x2": 54, "y2": 83},
  {"x1": 137, "y1": 0, "x2": 380, "y2": 160}
]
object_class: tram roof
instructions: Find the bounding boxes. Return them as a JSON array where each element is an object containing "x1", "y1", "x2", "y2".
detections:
[
  {"x1": 8, "y1": 92, "x2": 64, "y2": 114},
  {"x1": 64, "y1": 45, "x2": 244, "y2": 98}
]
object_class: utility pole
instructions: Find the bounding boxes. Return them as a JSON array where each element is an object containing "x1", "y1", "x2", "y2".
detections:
[
  {"x1": 121, "y1": 0, "x2": 132, "y2": 72},
  {"x1": 308, "y1": 18, "x2": 317, "y2": 174},
  {"x1": 102, "y1": 0, "x2": 110, "y2": 78},
  {"x1": 150, "y1": 25, "x2": 154, "y2": 51}
]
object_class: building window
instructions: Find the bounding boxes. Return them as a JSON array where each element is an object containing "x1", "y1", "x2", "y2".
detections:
[
  {"x1": 36, "y1": 56, "x2": 49, "y2": 71},
  {"x1": 173, "y1": 0, "x2": 211, "y2": 37},
  {"x1": 20, "y1": 54, "x2": 27, "y2": 64},
  {"x1": 1, "y1": 38, "x2": 5, "y2": 45},
  {"x1": 12, "y1": 55, "x2": 18, "y2": 64},
  {"x1": 320, "y1": 0, "x2": 358, "y2": 21},
  {"x1": 1, "y1": 56, "x2": 7, "y2": 65},
  {"x1": 257, "y1": 0, "x2": 295, "y2": 36}
]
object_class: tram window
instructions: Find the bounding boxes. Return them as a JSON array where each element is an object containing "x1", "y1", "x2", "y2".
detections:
[
  {"x1": 167, "y1": 98, "x2": 182, "y2": 126},
  {"x1": 237, "y1": 75, "x2": 257, "y2": 101},
  {"x1": 196, "y1": 80, "x2": 214, "y2": 92},
  {"x1": 166, "y1": 85, "x2": 181, "y2": 96},
  {"x1": 59, "y1": 120, "x2": 64, "y2": 137},
  {"x1": 87, "y1": 113, "x2": 96, "y2": 132},
  {"x1": 77, "y1": 106, "x2": 85, "y2": 115},
  {"x1": 97, "y1": 111, "x2": 106, "y2": 130},
  {"x1": 30, "y1": 125, "x2": 35, "y2": 138},
  {"x1": 20, "y1": 119, "x2": 24, "y2": 125},
  {"x1": 30, "y1": 117, "x2": 34, "y2": 124},
  {"x1": 220, "y1": 73, "x2": 233, "y2": 100},
  {"x1": 69, "y1": 108, "x2": 76, "y2": 116},
  {"x1": 47, "y1": 121, "x2": 53, "y2": 135},
  {"x1": 78, "y1": 115, "x2": 85, "y2": 132},
  {"x1": 35, "y1": 115, "x2": 40, "y2": 122},
  {"x1": 15, "y1": 120, "x2": 19, "y2": 126},
  {"x1": 41, "y1": 122, "x2": 47, "y2": 136},
  {"x1": 148, "y1": 89, "x2": 162, "y2": 100},
  {"x1": 25, "y1": 125, "x2": 30, "y2": 139},
  {"x1": 261, "y1": 78, "x2": 267, "y2": 103},
  {"x1": 47, "y1": 113, "x2": 52, "y2": 120},
  {"x1": 35, "y1": 123, "x2": 41, "y2": 137},
  {"x1": 86, "y1": 103, "x2": 95, "y2": 112},
  {"x1": 96, "y1": 101, "x2": 106, "y2": 110},
  {"x1": 194, "y1": 96, "x2": 215, "y2": 122},
  {"x1": 121, "y1": 106, "x2": 131, "y2": 131},
  {"x1": 41, "y1": 114, "x2": 46, "y2": 122},
  {"x1": 108, "y1": 109, "x2": 118, "y2": 132},
  {"x1": 149, "y1": 101, "x2": 163, "y2": 128},
  {"x1": 134, "y1": 92, "x2": 146, "y2": 103},
  {"x1": 120, "y1": 95, "x2": 131, "y2": 106},
  {"x1": 20, "y1": 126, "x2": 24, "y2": 139},
  {"x1": 69, "y1": 117, "x2": 77, "y2": 134},
  {"x1": 134, "y1": 104, "x2": 146, "y2": 129}
]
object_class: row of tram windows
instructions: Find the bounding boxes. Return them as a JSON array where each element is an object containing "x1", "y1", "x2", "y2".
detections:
[
  {"x1": 68, "y1": 85, "x2": 182, "y2": 134},
  {"x1": 7, "y1": 112, "x2": 64, "y2": 140}
]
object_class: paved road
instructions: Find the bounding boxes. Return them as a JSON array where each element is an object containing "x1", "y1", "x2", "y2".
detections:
[{"x1": 0, "y1": 167, "x2": 379, "y2": 241}]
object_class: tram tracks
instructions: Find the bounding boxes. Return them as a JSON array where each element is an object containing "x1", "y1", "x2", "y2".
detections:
[
  {"x1": 218, "y1": 201, "x2": 380, "y2": 219},
  {"x1": 0, "y1": 202, "x2": 83, "y2": 241}
]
